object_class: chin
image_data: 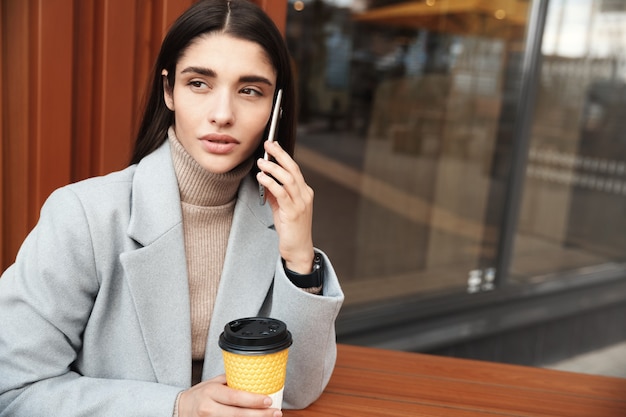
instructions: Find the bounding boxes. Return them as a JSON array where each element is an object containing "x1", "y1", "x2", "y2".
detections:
[
  {"x1": 202, "y1": 166, "x2": 232, "y2": 175},
  {"x1": 198, "y1": 153, "x2": 253, "y2": 175},
  {"x1": 195, "y1": 157, "x2": 229, "y2": 174},
  {"x1": 201, "y1": 161, "x2": 245, "y2": 175}
]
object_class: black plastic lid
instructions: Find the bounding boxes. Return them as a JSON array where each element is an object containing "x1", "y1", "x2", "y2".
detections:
[{"x1": 218, "y1": 317, "x2": 293, "y2": 355}]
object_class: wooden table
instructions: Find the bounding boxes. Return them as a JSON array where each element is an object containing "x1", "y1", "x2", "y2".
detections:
[{"x1": 285, "y1": 344, "x2": 626, "y2": 416}]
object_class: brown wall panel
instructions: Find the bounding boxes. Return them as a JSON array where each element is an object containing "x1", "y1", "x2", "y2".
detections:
[
  {"x1": 0, "y1": 1, "x2": 4, "y2": 261},
  {"x1": 2, "y1": 0, "x2": 31, "y2": 268},
  {"x1": 95, "y1": 0, "x2": 138, "y2": 174},
  {"x1": 32, "y1": 0, "x2": 74, "y2": 219},
  {"x1": 73, "y1": 0, "x2": 97, "y2": 181},
  {"x1": 1, "y1": 0, "x2": 75, "y2": 269},
  {"x1": 1, "y1": 0, "x2": 288, "y2": 271}
]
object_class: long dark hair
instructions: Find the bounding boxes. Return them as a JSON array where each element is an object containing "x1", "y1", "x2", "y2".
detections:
[{"x1": 130, "y1": 0, "x2": 296, "y2": 167}]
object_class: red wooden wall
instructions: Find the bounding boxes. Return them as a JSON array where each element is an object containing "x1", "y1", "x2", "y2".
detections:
[{"x1": 0, "y1": 0, "x2": 286, "y2": 270}]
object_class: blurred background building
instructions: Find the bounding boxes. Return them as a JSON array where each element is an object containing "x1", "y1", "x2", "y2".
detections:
[
  {"x1": 2, "y1": 0, "x2": 626, "y2": 370},
  {"x1": 283, "y1": 0, "x2": 626, "y2": 368}
]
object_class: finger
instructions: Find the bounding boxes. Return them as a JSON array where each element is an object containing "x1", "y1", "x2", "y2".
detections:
[
  {"x1": 256, "y1": 170, "x2": 287, "y2": 209},
  {"x1": 209, "y1": 382, "x2": 274, "y2": 410},
  {"x1": 264, "y1": 140, "x2": 299, "y2": 174},
  {"x1": 205, "y1": 374, "x2": 227, "y2": 384},
  {"x1": 178, "y1": 381, "x2": 281, "y2": 417},
  {"x1": 264, "y1": 142, "x2": 309, "y2": 191},
  {"x1": 257, "y1": 156, "x2": 310, "y2": 208},
  {"x1": 256, "y1": 168, "x2": 311, "y2": 216}
]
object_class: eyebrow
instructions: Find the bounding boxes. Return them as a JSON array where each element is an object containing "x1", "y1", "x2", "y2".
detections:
[{"x1": 180, "y1": 66, "x2": 274, "y2": 86}]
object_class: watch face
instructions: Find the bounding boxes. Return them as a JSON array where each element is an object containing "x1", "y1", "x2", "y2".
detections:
[
  {"x1": 313, "y1": 254, "x2": 322, "y2": 270},
  {"x1": 312, "y1": 253, "x2": 323, "y2": 287}
]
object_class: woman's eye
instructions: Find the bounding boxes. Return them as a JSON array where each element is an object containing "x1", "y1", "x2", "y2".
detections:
[
  {"x1": 189, "y1": 80, "x2": 207, "y2": 89},
  {"x1": 241, "y1": 87, "x2": 262, "y2": 97}
]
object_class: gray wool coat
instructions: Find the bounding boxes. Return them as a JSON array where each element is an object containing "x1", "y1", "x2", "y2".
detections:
[{"x1": 0, "y1": 140, "x2": 344, "y2": 416}]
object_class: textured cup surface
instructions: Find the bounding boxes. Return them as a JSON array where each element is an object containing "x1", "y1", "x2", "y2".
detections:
[
  {"x1": 219, "y1": 317, "x2": 293, "y2": 400},
  {"x1": 222, "y1": 348, "x2": 289, "y2": 394}
]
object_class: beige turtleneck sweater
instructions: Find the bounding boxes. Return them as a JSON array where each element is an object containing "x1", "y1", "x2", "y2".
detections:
[
  {"x1": 168, "y1": 129, "x2": 252, "y2": 384},
  {"x1": 168, "y1": 129, "x2": 323, "y2": 415}
]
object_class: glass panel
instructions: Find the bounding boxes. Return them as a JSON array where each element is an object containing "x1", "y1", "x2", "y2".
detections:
[
  {"x1": 286, "y1": 0, "x2": 530, "y2": 305},
  {"x1": 511, "y1": 0, "x2": 626, "y2": 282}
]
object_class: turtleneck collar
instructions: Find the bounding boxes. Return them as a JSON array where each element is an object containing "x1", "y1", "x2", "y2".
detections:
[{"x1": 168, "y1": 127, "x2": 254, "y2": 207}]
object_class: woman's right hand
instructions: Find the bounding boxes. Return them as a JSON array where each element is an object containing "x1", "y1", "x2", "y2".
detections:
[{"x1": 177, "y1": 375, "x2": 282, "y2": 417}]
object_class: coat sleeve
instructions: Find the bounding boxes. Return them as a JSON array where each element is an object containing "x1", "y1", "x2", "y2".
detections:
[
  {"x1": 268, "y1": 250, "x2": 344, "y2": 409},
  {"x1": 0, "y1": 187, "x2": 181, "y2": 417}
]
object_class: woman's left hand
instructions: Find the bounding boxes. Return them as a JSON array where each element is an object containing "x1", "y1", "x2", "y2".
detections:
[{"x1": 257, "y1": 140, "x2": 314, "y2": 274}]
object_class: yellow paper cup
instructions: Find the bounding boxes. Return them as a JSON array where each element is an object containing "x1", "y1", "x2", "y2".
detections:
[{"x1": 219, "y1": 318, "x2": 293, "y2": 409}]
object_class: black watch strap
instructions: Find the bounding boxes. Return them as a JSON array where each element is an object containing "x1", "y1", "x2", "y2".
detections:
[{"x1": 283, "y1": 252, "x2": 324, "y2": 288}]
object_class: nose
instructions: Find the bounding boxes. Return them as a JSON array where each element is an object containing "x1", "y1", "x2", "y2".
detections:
[{"x1": 209, "y1": 90, "x2": 235, "y2": 127}]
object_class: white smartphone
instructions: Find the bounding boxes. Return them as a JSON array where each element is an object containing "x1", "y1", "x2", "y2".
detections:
[{"x1": 259, "y1": 89, "x2": 283, "y2": 205}]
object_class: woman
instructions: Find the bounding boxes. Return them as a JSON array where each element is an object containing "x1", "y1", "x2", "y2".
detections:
[{"x1": 0, "y1": 1, "x2": 344, "y2": 416}]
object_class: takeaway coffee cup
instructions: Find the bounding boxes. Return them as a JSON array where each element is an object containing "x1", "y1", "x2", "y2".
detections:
[{"x1": 219, "y1": 317, "x2": 293, "y2": 409}]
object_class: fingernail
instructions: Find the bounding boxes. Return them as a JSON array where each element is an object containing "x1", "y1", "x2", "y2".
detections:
[
  {"x1": 264, "y1": 397, "x2": 273, "y2": 406},
  {"x1": 273, "y1": 411, "x2": 283, "y2": 417}
]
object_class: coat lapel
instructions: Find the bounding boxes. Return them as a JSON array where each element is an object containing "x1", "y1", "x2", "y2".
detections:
[
  {"x1": 120, "y1": 141, "x2": 192, "y2": 387},
  {"x1": 118, "y1": 139, "x2": 278, "y2": 384},
  {"x1": 203, "y1": 176, "x2": 279, "y2": 378}
]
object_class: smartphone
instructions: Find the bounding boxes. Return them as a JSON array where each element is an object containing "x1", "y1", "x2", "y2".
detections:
[{"x1": 259, "y1": 89, "x2": 283, "y2": 205}]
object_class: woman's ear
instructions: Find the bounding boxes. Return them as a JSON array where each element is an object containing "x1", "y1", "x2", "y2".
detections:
[{"x1": 162, "y1": 70, "x2": 174, "y2": 111}]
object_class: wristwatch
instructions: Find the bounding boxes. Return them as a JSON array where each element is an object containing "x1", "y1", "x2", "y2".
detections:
[{"x1": 284, "y1": 251, "x2": 324, "y2": 289}]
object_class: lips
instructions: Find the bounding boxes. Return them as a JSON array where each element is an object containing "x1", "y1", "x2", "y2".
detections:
[{"x1": 199, "y1": 133, "x2": 239, "y2": 154}]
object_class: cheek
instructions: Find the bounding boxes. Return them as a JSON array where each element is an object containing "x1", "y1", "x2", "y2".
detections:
[
  {"x1": 173, "y1": 98, "x2": 201, "y2": 125},
  {"x1": 249, "y1": 131, "x2": 265, "y2": 153},
  {"x1": 248, "y1": 109, "x2": 272, "y2": 141}
]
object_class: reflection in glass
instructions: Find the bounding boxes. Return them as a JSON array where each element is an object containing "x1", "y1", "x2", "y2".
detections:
[
  {"x1": 512, "y1": 0, "x2": 626, "y2": 282},
  {"x1": 286, "y1": 0, "x2": 530, "y2": 305}
]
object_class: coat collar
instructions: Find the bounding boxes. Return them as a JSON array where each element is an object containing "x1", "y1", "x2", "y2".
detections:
[
  {"x1": 127, "y1": 140, "x2": 183, "y2": 247},
  {"x1": 121, "y1": 140, "x2": 277, "y2": 387},
  {"x1": 203, "y1": 176, "x2": 278, "y2": 378}
]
